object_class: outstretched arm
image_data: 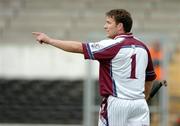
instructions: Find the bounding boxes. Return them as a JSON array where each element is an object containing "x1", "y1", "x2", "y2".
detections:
[{"x1": 32, "y1": 32, "x2": 83, "y2": 53}]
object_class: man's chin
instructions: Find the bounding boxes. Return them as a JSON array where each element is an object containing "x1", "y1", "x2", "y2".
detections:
[
  {"x1": 107, "y1": 35, "x2": 113, "y2": 39},
  {"x1": 106, "y1": 34, "x2": 111, "y2": 38}
]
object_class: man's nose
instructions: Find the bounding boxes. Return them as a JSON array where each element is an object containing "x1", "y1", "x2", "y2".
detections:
[{"x1": 104, "y1": 24, "x2": 107, "y2": 29}]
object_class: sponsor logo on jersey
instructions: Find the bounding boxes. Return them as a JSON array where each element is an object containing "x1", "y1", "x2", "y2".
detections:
[{"x1": 91, "y1": 43, "x2": 101, "y2": 49}]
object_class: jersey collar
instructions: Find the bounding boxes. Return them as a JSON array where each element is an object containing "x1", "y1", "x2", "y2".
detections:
[{"x1": 113, "y1": 33, "x2": 133, "y2": 40}]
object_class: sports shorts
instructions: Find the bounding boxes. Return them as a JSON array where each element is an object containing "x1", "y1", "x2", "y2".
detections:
[{"x1": 98, "y1": 95, "x2": 150, "y2": 126}]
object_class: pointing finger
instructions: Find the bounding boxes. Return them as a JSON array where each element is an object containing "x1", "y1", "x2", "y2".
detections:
[{"x1": 32, "y1": 32, "x2": 42, "y2": 36}]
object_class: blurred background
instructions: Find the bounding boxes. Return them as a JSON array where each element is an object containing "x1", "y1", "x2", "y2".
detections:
[{"x1": 0, "y1": 0, "x2": 180, "y2": 126}]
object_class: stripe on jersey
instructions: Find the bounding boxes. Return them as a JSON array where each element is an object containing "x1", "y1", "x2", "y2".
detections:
[
  {"x1": 105, "y1": 117, "x2": 109, "y2": 126},
  {"x1": 146, "y1": 71, "x2": 155, "y2": 74},
  {"x1": 86, "y1": 43, "x2": 94, "y2": 59},
  {"x1": 93, "y1": 42, "x2": 120, "y2": 54},
  {"x1": 110, "y1": 62, "x2": 117, "y2": 97},
  {"x1": 121, "y1": 45, "x2": 146, "y2": 49}
]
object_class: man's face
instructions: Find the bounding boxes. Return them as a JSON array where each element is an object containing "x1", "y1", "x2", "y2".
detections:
[{"x1": 104, "y1": 16, "x2": 120, "y2": 38}]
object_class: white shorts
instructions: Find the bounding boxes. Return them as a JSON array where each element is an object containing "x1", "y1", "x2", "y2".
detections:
[{"x1": 98, "y1": 96, "x2": 150, "y2": 126}]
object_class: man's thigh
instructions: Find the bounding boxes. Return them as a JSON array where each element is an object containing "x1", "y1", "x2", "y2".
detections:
[{"x1": 127, "y1": 99, "x2": 150, "y2": 126}]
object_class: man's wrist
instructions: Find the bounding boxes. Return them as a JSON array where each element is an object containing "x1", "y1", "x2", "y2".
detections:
[{"x1": 47, "y1": 38, "x2": 53, "y2": 44}]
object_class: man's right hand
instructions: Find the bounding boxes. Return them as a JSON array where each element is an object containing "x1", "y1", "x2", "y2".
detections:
[{"x1": 32, "y1": 32, "x2": 51, "y2": 44}]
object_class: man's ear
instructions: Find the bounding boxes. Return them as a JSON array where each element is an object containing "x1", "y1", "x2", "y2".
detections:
[{"x1": 117, "y1": 23, "x2": 123, "y2": 31}]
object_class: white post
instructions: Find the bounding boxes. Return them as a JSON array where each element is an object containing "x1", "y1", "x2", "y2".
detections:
[
  {"x1": 159, "y1": 41, "x2": 169, "y2": 126},
  {"x1": 83, "y1": 61, "x2": 95, "y2": 126}
]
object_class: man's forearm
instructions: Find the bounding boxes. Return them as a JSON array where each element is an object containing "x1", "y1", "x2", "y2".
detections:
[
  {"x1": 49, "y1": 39, "x2": 83, "y2": 53},
  {"x1": 145, "y1": 81, "x2": 153, "y2": 100}
]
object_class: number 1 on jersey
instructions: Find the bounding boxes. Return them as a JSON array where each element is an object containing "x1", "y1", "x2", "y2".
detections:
[{"x1": 129, "y1": 54, "x2": 137, "y2": 79}]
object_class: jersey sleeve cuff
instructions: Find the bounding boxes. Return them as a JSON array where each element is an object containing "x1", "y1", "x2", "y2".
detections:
[
  {"x1": 145, "y1": 73, "x2": 157, "y2": 81},
  {"x1": 82, "y1": 43, "x2": 92, "y2": 59}
]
